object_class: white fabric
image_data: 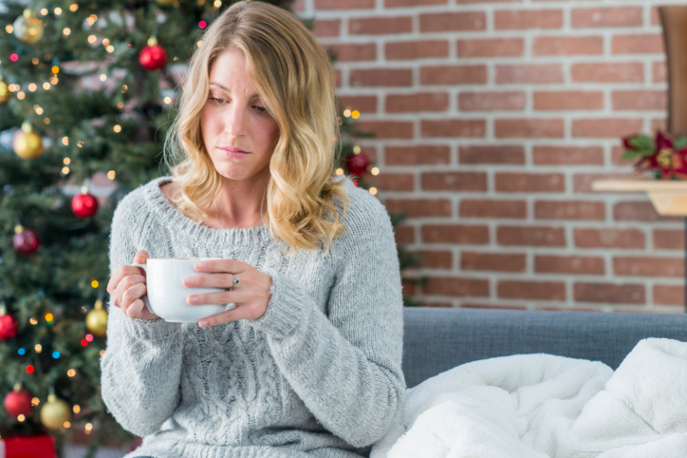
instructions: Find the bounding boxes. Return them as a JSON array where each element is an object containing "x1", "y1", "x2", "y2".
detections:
[{"x1": 371, "y1": 338, "x2": 687, "y2": 458}]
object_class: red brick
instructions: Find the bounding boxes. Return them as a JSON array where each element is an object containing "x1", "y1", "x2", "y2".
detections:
[
  {"x1": 495, "y1": 64, "x2": 564, "y2": 84},
  {"x1": 327, "y1": 43, "x2": 376, "y2": 62},
  {"x1": 421, "y1": 65, "x2": 487, "y2": 85},
  {"x1": 533, "y1": 36, "x2": 604, "y2": 55},
  {"x1": 386, "y1": 92, "x2": 449, "y2": 113},
  {"x1": 364, "y1": 172, "x2": 414, "y2": 191},
  {"x1": 420, "y1": 12, "x2": 486, "y2": 32},
  {"x1": 613, "y1": 257, "x2": 684, "y2": 278},
  {"x1": 294, "y1": 0, "x2": 304, "y2": 12},
  {"x1": 654, "y1": 285, "x2": 685, "y2": 306},
  {"x1": 654, "y1": 229, "x2": 684, "y2": 250},
  {"x1": 651, "y1": 6, "x2": 660, "y2": 25},
  {"x1": 349, "y1": 16, "x2": 413, "y2": 35},
  {"x1": 385, "y1": 0, "x2": 446, "y2": 6},
  {"x1": 457, "y1": 38, "x2": 524, "y2": 57},
  {"x1": 417, "y1": 250, "x2": 453, "y2": 269},
  {"x1": 460, "y1": 199, "x2": 527, "y2": 218},
  {"x1": 421, "y1": 172, "x2": 487, "y2": 191},
  {"x1": 535, "y1": 255, "x2": 605, "y2": 275},
  {"x1": 533, "y1": 146, "x2": 604, "y2": 165},
  {"x1": 534, "y1": 91, "x2": 604, "y2": 110},
  {"x1": 497, "y1": 226, "x2": 566, "y2": 247},
  {"x1": 612, "y1": 90, "x2": 667, "y2": 111},
  {"x1": 653, "y1": 61, "x2": 666, "y2": 83},
  {"x1": 421, "y1": 119, "x2": 486, "y2": 138},
  {"x1": 571, "y1": 63, "x2": 644, "y2": 83},
  {"x1": 462, "y1": 252, "x2": 526, "y2": 272},
  {"x1": 498, "y1": 280, "x2": 566, "y2": 301},
  {"x1": 496, "y1": 172, "x2": 564, "y2": 192},
  {"x1": 350, "y1": 69, "x2": 412, "y2": 87},
  {"x1": 494, "y1": 9, "x2": 563, "y2": 30},
  {"x1": 354, "y1": 121, "x2": 414, "y2": 139},
  {"x1": 574, "y1": 172, "x2": 634, "y2": 193},
  {"x1": 394, "y1": 225, "x2": 414, "y2": 244},
  {"x1": 459, "y1": 145, "x2": 525, "y2": 164},
  {"x1": 422, "y1": 225, "x2": 489, "y2": 244},
  {"x1": 424, "y1": 276, "x2": 490, "y2": 297},
  {"x1": 535, "y1": 200, "x2": 605, "y2": 220},
  {"x1": 315, "y1": 0, "x2": 374, "y2": 8},
  {"x1": 572, "y1": 7, "x2": 643, "y2": 28},
  {"x1": 572, "y1": 118, "x2": 644, "y2": 138},
  {"x1": 459, "y1": 92, "x2": 526, "y2": 111},
  {"x1": 385, "y1": 198, "x2": 452, "y2": 218},
  {"x1": 402, "y1": 278, "x2": 417, "y2": 296},
  {"x1": 386, "y1": 40, "x2": 449, "y2": 60},
  {"x1": 574, "y1": 228, "x2": 645, "y2": 249},
  {"x1": 574, "y1": 283, "x2": 645, "y2": 304},
  {"x1": 612, "y1": 35, "x2": 664, "y2": 54},
  {"x1": 312, "y1": 19, "x2": 340, "y2": 37},
  {"x1": 495, "y1": 119, "x2": 564, "y2": 138},
  {"x1": 614, "y1": 201, "x2": 683, "y2": 222},
  {"x1": 336, "y1": 95, "x2": 377, "y2": 114},
  {"x1": 385, "y1": 145, "x2": 450, "y2": 165}
]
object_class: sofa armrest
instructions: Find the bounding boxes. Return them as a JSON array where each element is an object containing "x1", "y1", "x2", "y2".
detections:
[{"x1": 402, "y1": 307, "x2": 687, "y2": 388}]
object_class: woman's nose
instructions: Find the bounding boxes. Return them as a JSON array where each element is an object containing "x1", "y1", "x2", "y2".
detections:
[{"x1": 223, "y1": 105, "x2": 246, "y2": 136}]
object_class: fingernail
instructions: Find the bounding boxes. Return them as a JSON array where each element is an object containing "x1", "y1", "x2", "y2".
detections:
[
  {"x1": 196, "y1": 262, "x2": 205, "y2": 270},
  {"x1": 198, "y1": 320, "x2": 208, "y2": 327},
  {"x1": 188, "y1": 296, "x2": 198, "y2": 303}
]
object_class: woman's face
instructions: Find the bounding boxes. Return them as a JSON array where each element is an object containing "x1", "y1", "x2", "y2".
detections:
[{"x1": 200, "y1": 47, "x2": 279, "y2": 184}]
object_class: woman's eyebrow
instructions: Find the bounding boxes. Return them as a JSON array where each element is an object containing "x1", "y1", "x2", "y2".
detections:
[{"x1": 209, "y1": 82, "x2": 260, "y2": 99}]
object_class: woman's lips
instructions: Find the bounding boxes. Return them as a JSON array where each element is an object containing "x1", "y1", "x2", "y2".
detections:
[{"x1": 219, "y1": 147, "x2": 250, "y2": 158}]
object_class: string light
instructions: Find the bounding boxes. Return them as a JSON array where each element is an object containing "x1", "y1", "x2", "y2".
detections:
[
  {"x1": 61, "y1": 167, "x2": 70, "y2": 175},
  {"x1": 73, "y1": 405, "x2": 81, "y2": 414},
  {"x1": 113, "y1": 125, "x2": 121, "y2": 133},
  {"x1": 88, "y1": 35, "x2": 96, "y2": 43},
  {"x1": 17, "y1": 414, "x2": 25, "y2": 422},
  {"x1": 6, "y1": 25, "x2": 13, "y2": 33},
  {"x1": 43, "y1": 82, "x2": 51, "y2": 90},
  {"x1": 31, "y1": 57, "x2": 39, "y2": 65},
  {"x1": 70, "y1": 4, "x2": 79, "y2": 12},
  {"x1": 35, "y1": 344, "x2": 42, "y2": 353},
  {"x1": 371, "y1": 167, "x2": 379, "y2": 175},
  {"x1": 67, "y1": 369, "x2": 77, "y2": 377},
  {"x1": 31, "y1": 397, "x2": 40, "y2": 406},
  {"x1": 26, "y1": 365, "x2": 34, "y2": 373},
  {"x1": 91, "y1": 279, "x2": 99, "y2": 288},
  {"x1": 63, "y1": 27, "x2": 71, "y2": 36},
  {"x1": 55, "y1": 7, "x2": 63, "y2": 15},
  {"x1": 99, "y1": 74, "x2": 107, "y2": 81},
  {"x1": 29, "y1": 318, "x2": 38, "y2": 325},
  {"x1": 52, "y1": 66, "x2": 59, "y2": 74},
  {"x1": 369, "y1": 187, "x2": 377, "y2": 196},
  {"x1": 343, "y1": 109, "x2": 351, "y2": 117},
  {"x1": 107, "y1": 170, "x2": 116, "y2": 180},
  {"x1": 28, "y1": 83, "x2": 37, "y2": 91},
  {"x1": 10, "y1": 54, "x2": 18, "y2": 62},
  {"x1": 351, "y1": 110, "x2": 360, "y2": 119}
]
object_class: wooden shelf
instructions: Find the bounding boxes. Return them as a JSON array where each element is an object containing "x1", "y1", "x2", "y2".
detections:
[{"x1": 592, "y1": 176, "x2": 687, "y2": 216}]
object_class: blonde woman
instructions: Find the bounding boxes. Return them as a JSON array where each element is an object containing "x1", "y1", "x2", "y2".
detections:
[{"x1": 101, "y1": 1, "x2": 405, "y2": 457}]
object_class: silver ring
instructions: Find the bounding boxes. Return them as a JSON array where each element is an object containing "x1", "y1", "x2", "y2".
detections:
[{"x1": 233, "y1": 275, "x2": 240, "y2": 287}]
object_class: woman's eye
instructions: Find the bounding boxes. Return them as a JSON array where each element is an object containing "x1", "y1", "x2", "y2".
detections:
[
  {"x1": 209, "y1": 97, "x2": 225, "y2": 104},
  {"x1": 254, "y1": 106, "x2": 267, "y2": 113}
]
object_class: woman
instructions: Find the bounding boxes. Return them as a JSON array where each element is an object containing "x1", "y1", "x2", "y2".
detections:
[{"x1": 101, "y1": 1, "x2": 405, "y2": 458}]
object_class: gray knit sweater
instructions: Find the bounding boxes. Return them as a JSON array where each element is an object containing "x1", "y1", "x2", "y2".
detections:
[{"x1": 100, "y1": 175, "x2": 406, "y2": 458}]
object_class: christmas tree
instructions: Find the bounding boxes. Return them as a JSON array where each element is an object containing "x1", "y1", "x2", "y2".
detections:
[{"x1": 0, "y1": 0, "x2": 421, "y2": 456}]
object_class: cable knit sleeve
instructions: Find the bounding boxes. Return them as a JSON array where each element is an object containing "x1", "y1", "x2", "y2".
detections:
[
  {"x1": 248, "y1": 186, "x2": 406, "y2": 448},
  {"x1": 100, "y1": 190, "x2": 183, "y2": 437}
]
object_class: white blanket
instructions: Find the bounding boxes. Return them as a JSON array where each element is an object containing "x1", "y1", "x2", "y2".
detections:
[{"x1": 370, "y1": 338, "x2": 687, "y2": 458}]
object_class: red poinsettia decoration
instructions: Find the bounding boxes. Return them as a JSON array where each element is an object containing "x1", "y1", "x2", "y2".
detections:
[{"x1": 622, "y1": 131, "x2": 687, "y2": 179}]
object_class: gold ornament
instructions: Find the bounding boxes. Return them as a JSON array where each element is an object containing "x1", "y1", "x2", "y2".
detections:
[
  {"x1": 86, "y1": 299, "x2": 108, "y2": 337},
  {"x1": 0, "y1": 79, "x2": 11, "y2": 104},
  {"x1": 13, "y1": 9, "x2": 44, "y2": 45},
  {"x1": 13, "y1": 122, "x2": 44, "y2": 160},
  {"x1": 40, "y1": 394, "x2": 71, "y2": 429}
]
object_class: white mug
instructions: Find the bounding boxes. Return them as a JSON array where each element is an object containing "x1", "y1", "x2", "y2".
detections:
[{"x1": 131, "y1": 257, "x2": 236, "y2": 323}]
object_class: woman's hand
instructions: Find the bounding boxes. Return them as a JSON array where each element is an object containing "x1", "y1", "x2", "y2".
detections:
[
  {"x1": 183, "y1": 259, "x2": 273, "y2": 327},
  {"x1": 106, "y1": 250, "x2": 160, "y2": 320}
]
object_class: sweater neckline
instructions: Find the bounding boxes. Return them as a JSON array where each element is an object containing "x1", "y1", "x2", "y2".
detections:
[{"x1": 143, "y1": 176, "x2": 272, "y2": 246}]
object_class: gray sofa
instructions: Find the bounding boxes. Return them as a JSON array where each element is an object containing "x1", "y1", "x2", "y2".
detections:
[{"x1": 402, "y1": 307, "x2": 687, "y2": 388}]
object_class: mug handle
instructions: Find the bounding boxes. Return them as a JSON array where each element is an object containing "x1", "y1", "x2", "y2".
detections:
[{"x1": 131, "y1": 263, "x2": 155, "y2": 315}]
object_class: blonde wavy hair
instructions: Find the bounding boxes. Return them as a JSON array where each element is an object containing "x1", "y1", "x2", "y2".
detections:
[{"x1": 163, "y1": 0, "x2": 351, "y2": 258}]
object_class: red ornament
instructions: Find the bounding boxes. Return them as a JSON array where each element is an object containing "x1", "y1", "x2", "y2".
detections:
[
  {"x1": 4, "y1": 385, "x2": 33, "y2": 417},
  {"x1": 71, "y1": 192, "x2": 98, "y2": 218},
  {"x1": 345, "y1": 152, "x2": 370, "y2": 177},
  {"x1": 139, "y1": 43, "x2": 167, "y2": 71},
  {"x1": 0, "y1": 312, "x2": 19, "y2": 341},
  {"x1": 13, "y1": 227, "x2": 41, "y2": 255}
]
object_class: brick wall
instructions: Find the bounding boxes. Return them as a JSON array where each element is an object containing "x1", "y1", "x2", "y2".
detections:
[{"x1": 293, "y1": 0, "x2": 687, "y2": 312}]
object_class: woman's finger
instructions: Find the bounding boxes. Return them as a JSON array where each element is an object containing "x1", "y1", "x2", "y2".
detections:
[
  {"x1": 121, "y1": 282, "x2": 147, "y2": 313},
  {"x1": 198, "y1": 303, "x2": 257, "y2": 328},
  {"x1": 187, "y1": 288, "x2": 246, "y2": 306},
  {"x1": 183, "y1": 273, "x2": 236, "y2": 289}
]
